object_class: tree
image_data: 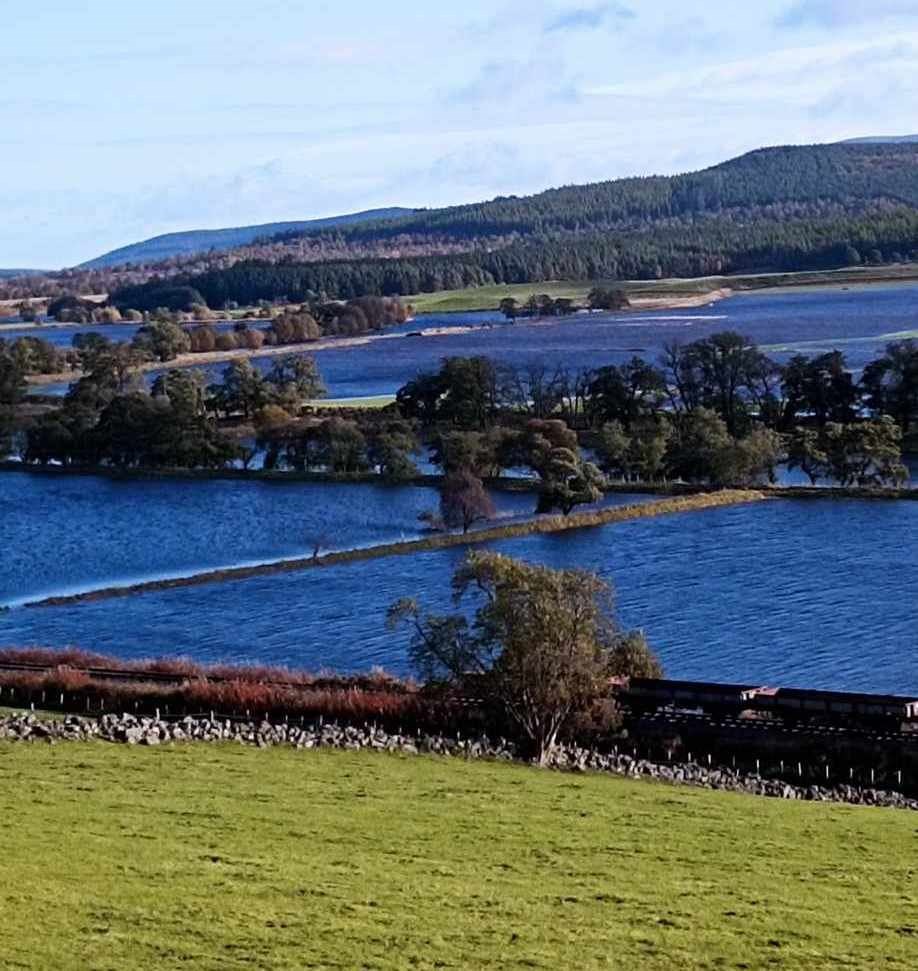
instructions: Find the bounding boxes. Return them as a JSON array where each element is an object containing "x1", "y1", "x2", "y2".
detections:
[
  {"x1": 608, "y1": 631, "x2": 663, "y2": 678},
  {"x1": 497, "y1": 362, "x2": 565, "y2": 419},
  {"x1": 597, "y1": 416, "x2": 672, "y2": 482},
  {"x1": 822, "y1": 419, "x2": 908, "y2": 488},
  {"x1": 365, "y1": 419, "x2": 419, "y2": 481},
  {"x1": 440, "y1": 470, "x2": 496, "y2": 533},
  {"x1": 861, "y1": 340, "x2": 918, "y2": 433},
  {"x1": 717, "y1": 427, "x2": 784, "y2": 487},
  {"x1": 16, "y1": 301, "x2": 39, "y2": 323},
  {"x1": 519, "y1": 419, "x2": 605, "y2": 514},
  {"x1": 587, "y1": 358, "x2": 666, "y2": 427},
  {"x1": 132, "y1": 321, "x2": 191, "y2": 362},
  {"x1": 388, "y1": 552, "x2": 662, "y2": 763},
  {"x1": 596, "y1": 420, "x2": 631, "y2": 480},
  {"x1": 666, "y1": 408, "x2": 733, "y2": 484},
  {"x1": 0, "y1": 350, "x2": 26, "y2": 455},
  {"x1": 588, "y1": 288, "x2": 629, "y2": 311},
  {"x1": 209, "y1": 360, "x2": 270, "y2": 419},
  {"x1": 397, "y1": 356, "x2": 498, "y2": 430},
  {"x1": 270, "y1": 310, "x2": 321, "y2": 344},
  {"x1": 266, "y1": 354, "x2": 326, "y2": 408},
  {"x1": 316, "y1": 417, "x2": 368, "y2": 476},
  {"x1": 782, "y1": 352, "x2": 858, "y2": 427},
  {"x1": 786, "y1": 427, "x2": 828, "y2": 485},
  {"x1": 151, "y1": 369, "x2": 207, "y2": 420}
]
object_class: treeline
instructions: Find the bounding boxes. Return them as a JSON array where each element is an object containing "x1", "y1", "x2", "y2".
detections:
[
  {"x1": 6, "y1": 328, "x2": 917, "y2": 500},
  {"x1": 111, "y1": 207, "x2": 918, "y2": 306},
  {"x1": 15, "y1": 345, "x2": 327, "y2": 469},
  {"x1": 395, "y1": 335, "x2": 917, "y2": 507},
  {"x1": 293, "y1": 143, "x2": 918, "y2": 243},
  {"x1": 6, "y1": 143, "x2": 918, "y2": 304},
  {"x1": 499, "y1": 288, "x2": 630, "y2": 319}
]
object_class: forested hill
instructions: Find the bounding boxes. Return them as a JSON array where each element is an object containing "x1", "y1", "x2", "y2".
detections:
[
  {"x1": 309, "y1": 142, "x2": 918, "y2": 243},
  {"x1": 106, "y1": 142, "x2": 918, "y2": 308},
  {"x1": 843, "y1": 135, "x2": 918, "y2": 145},
  {"x1": 80, "y1": 208, "x2": 415, "y2": 269},
  {"x1": 8, "y1": 141, "x2": 918, "y2": 306}
]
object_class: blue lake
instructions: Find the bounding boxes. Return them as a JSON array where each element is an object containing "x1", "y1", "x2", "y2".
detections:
[
  {"x1": 1, "y1": 490, "x2": 916, "y2": 695},
  {"x1": 5, "y1": 282, "x2": 918, "y2": 694},
  {"x1": 0, "y1": 470, "x2": 645, "y2": 605},
  {"x1": 23, "y1": 282, "x2": 918, "y2": 398}
]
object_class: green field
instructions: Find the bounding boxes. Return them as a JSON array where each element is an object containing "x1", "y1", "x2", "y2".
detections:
[
  {"x1": 406, "y1": 264, "x2": 918, "y2": 314},
  {"x1": 306, "y1": 394, "x2": 396, "y2": 409},
  {"x1": 0, "y1": 744, "x2": 915, "y2": 969}
]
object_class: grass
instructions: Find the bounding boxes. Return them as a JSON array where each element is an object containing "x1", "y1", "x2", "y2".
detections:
[
  {"x1": 405, "y1": 264, "x2": 918, "y2": 314},
  {"x1": 306, "y1": 394, "x2": 396, "y2": 409},
  {"x1": 0, "y1": 743, "x2": 915, "y2": 970}
]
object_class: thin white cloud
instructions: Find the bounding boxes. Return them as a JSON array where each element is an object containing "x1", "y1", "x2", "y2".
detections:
[
  {"x1": 584, "y1": 34, "x2": 918, "y2": 110},
  {"x1": 545, "y1": 3, "x2": 634, "y2": 32},
  {"x1": 775, "y1": 0, "x2": 918, "y2": 28}
]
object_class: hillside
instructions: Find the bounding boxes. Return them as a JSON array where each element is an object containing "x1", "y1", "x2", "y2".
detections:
[
  {"x1": 7, "y1": 141, "x2": 918, "y2": 306},
  {"x1": 843, "y1": 135, "x2": 918, "y2": 144},
  {"x1": 80, "y1": 207, "x2": 415, "y2": 269},
  {"x1": 2, "y1": 743, "x2": 915, "y2": 970},
  {"x1": 104, "y1": 142, "x2": 918, "y2": 308},
  {"x1": 0, "y1": 269, "x2": 46, "y2": 279},
  {"x1": 323, "y1": 141, "x2": 918, "y2": 240}
]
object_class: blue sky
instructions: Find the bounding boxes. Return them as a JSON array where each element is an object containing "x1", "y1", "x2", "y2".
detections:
[{"x1": 2, "y1": 0, "x2": 918, "y2": 267}]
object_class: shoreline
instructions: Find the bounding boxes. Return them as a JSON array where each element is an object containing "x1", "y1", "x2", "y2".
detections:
[
  {"x1": 23, "y1": 293, "x2": 732, "y2": 387},
  {"x1": 16, "y1": 265, "x2": 918, "y2": 387},
  {"x1": 2, "y1": 459, "x2": 916, "y2": 496}
]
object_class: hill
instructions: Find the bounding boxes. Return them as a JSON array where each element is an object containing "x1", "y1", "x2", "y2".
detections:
[
  {"x1": 843, "y1": 135, "x2": 918, "y2": 144},
  {"x1": 0, "y1": 269, "x2": 47, "y2": 279},
  {"x1": 108, "y1": 141, "x2": 918, "y2": 308},
  {"x1": 2, "y1": 743, "x2": 914, "y2": 970},
  {"x1": 80, "y1": 207, "x2": 416, "y2": 269}
]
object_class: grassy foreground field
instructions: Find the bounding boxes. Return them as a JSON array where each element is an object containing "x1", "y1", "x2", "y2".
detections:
[{"x1": 0, "y1": 744, "x2": 915, "y2": 970}]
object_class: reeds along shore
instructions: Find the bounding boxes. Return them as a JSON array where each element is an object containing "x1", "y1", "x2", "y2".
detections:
[{"x1": 26, "y1": 491, "x2": 764, "y2": 608}]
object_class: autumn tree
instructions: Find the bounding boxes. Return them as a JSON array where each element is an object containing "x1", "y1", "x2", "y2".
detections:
[
  {"x1": 388, "y1": 552, "x2": 662, "y2": 764},
  {"x1": 439, "y1": 469, "x2": 496, "y2": 533}
]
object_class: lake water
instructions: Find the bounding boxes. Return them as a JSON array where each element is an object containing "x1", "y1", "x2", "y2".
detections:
[
  {"x1": 0, "y1": 470, "x2": 646, "y2": 606},
  {"x1": 5, "y1": 282, "x2": 918, "y2": 694},
  {"x1": 2, "y1": 491, "x2": 916, "y2": 695},
  {"x1": 23, "y1": 282, "x2": 918, "y2": 398}
]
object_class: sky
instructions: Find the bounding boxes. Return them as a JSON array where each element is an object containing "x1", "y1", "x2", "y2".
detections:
[{"x1": 2, "y1": 0, "x2": 918, "y2": 268}]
